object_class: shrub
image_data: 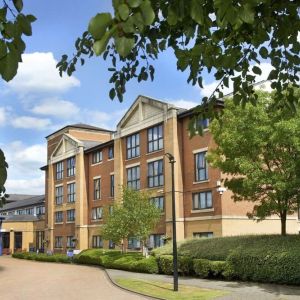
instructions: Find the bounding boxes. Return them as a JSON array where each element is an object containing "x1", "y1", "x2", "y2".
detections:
[
  {"x1": 193, "y1": 259, "x2": 230, "y2": 279},
  {"x1": 132, "y1": 256, "x2": 159, "y2": 274},
  {"x1": 156, "y1": 255, "x2": 173, "y2": 275},
  {"x1": 193, "y1": 259, "x2": 211, "y2": 278},
  {"x1": 178, "y1": 256, "x2": 193, "y2": 276},
  {"x1": 13, "y1": 252, "x2": 71, "y2": 263}
]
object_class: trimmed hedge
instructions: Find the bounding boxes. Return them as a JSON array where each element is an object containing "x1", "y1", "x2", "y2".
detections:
[
  {"x1": 193, "y1": 259, "x2": 230, "y2": 279},
  {"x1": 12, "y1": 252, "x2": 71, "y2": 263}
]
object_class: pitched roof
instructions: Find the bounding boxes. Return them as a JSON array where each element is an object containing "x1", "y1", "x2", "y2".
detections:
[
  {"x1": 0, "y1": 195, "x2": 45, "y2": 212},
  {"x1": 2, "y1": 215, "x2": 42, "y2": 222}
]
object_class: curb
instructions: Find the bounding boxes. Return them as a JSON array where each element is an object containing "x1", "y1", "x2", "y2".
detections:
[{"x1": 104, "y1": 269, "x2": 164, "y2": 300}]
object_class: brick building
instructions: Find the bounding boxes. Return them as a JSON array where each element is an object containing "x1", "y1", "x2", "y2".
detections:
[{"x1": 42, "y1": 95, "x2": 300, "y2": 253}]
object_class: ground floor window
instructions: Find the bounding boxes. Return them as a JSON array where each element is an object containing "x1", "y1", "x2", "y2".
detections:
[
  {"x1": 36, "y1": 231, "x2": 45, "y2": 250},
  {"x1": 67, "y1": 236, "x2": 76, "y2": 248},
  {"x1": 2, "y1": 232, "x2": 10, "y2": 248},
  {"x1": 15, "y1": 232, "x2": 22, "y2": 249},
  {"x1": 55, "y1": 236, "x2": 63, "y2": 248},
  {"x1": 92, "y1": 235, "x2": 103, "y2": 248},
  {"x1": 193, "y1": 232, "x2": 213, "y2": 238},
  {"x1": 148, "y1": 234, "x2": 164, "y2": 249},
  {"x1": 128, "y1": 237, "x2": 140, "y2": 249}
]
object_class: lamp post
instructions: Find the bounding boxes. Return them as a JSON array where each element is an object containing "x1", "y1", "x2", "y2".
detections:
[{"x1": 164, "y1": 152, "x2": 178, "y2": 292}]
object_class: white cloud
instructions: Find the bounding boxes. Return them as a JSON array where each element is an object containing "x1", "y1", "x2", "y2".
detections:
[
  {"x1": 0, "y1": 107, "x2": 8, "y2": 126},
  {"x1": 11, "y1": 116, "x2": 52, "y2": 130},
  {"x1": 7, "y1": 52, "x2": 80, "y2": 95},
  {"x1": 5, "y1": 176, "x2": 45, "y2": 195},
  {"x1": 168, "y1": 99, "x2": 199, "y2": 109},
  {"x1": 31, "y1": 97, "x2": 80, "y2": 119}
]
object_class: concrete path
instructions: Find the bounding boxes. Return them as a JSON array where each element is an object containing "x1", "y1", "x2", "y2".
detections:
[
  {"x1": 0, "y1": 256, "x2": 147, "y2": 300},
  {"x1": 107, "y1": 269, "x2": 300, "y2": 300}
]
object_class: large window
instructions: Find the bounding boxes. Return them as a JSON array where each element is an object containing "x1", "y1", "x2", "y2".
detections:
[
  {"x1": 108, "y1": 146, "x2": 114, "y2": 159},
  {"x1": 128, "y1": 237, "x2": 140, "y2": 249},
  {"x1": 67, "y1": 156, "x2": 76, "y2": 177},
  {"x1": 193, "y1": 232, "x2": 213, "y2": 238},
  {"x1": 195, "y1": 152, "x2": 208, "y2": 181},
  {"x1": 91, "y1": 207, "x2": 103, "y2": 220},
  {"x1": 36, "y1": 206, "x2": 45, "y2": 215},
  {"x1": 56, "y1": 161, "x2": 64, "y2": 180},
  {"x1": 148, "y1": 160, "x2": 164, "y2": 187},
  {"x1": 192, "y1": 191, "x2": 212, "y2": 210},
  {"x1": 55, "y1": 211, "x2": 63, "y2": 223},
  {"x1": 66, "y1": 209, "x2": 75, "y2": 222},
  {"x1": 149, "y1": 234, "x2": 164, "y2": 249},
  {"x1": 67, "y1": 183, "x2": 76, "y2": 203},
  {"x1": 150, "y1": 196, "x2": 164, "y2": 211},
  {"x1": 110, "y1": 174, "x2": 114, "y2": 197},
  {"x1": 55, "y1": 236, "x2": 63, "y2": 248},
  {"x1": 94, "y1": 178, "x2": 101, "y2": 200},
  {"x1": 127, "y1": 166, "x2": 140, "y2": 190},
  {"x1": 55, "y1": 186, "x2": 63, "y2": 205},
  {"x1": 92, "y1": 150, "x2": 102, "y2": 164},
  {"x1": 126, "y1": 133, "x2": 140, "y2": 159},
  {"x1": 92, "y1": 235, "x2": 103, "y2": 248},
  {"x1": 25, "y1": 208, "x2": 34, "y2": 215},
  {"x1": 148, "y1": 124, "x2": 163, "y2": 152},
  {"x1": 67, "y1": 236, "x2": 76, "y2": 248}
]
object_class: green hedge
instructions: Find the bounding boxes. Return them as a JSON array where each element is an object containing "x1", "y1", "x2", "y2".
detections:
[
  {"x1": 12, "y1": 252, "x2": 71, "y2": 263},
  {"x1": 193, "y1": 259, "x2": 231, "y2": 279}
]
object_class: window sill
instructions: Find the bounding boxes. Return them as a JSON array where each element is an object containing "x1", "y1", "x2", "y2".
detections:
[
  {"x1": 66, "y1": 201, "x2": 75, "y2": 204},
  {"x1": 66, "y1": 175, "x2": 76, "y2": 178},
  {"x1": 93, "y1": 198, "x2": 101, "y2": 201},
  {"x1": 66, "y1": 221, "x2": 75, "y2": 224},
  {"x1": 193, "y1": 180, "x2": 210, "y2": 185},
  {"x1": 191, "y1": 208, "x2": 214, "y2": 213},
  {"x1": 54, "y1": 222, "x2": 64, "y2": 225},
  {"x1": 125, "y1": 156, "x2": 140, "y2": 162},
  {"x1": 108, "y1": 158, "x2": 114, "y2": 161},
  {"x1": 147, "y1": 185, "x2": 164, "y2": 190},
  {"x1": 146, "y1": 149, "x2": 164, "y2": 156},
  {"x1": 91, "y1": 219, "x2": 102, "y2": 222},
  {"x1": 91, "y1": 161, "x2": 103, "y2": 166},
  {"x1": 55, "y1": 203, "x2": 63, "y2": 206}
]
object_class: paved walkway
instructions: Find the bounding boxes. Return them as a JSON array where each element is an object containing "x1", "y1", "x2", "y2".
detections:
[
  {"x1": 0, "y1": 256, "x2": 147, "y2": 300},
  {"x1": 107, "y1": 269, "x2": 300, "y2": 300}
]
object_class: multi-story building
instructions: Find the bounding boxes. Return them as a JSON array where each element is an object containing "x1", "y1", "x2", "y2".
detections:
[{"x1": 42, "y1": 95, "x2": 300, "y2": 253}]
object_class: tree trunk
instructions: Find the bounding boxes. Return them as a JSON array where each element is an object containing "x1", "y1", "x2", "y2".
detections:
[{"x1": 280, "y1": 211, "x2": 287, "y2": 236}]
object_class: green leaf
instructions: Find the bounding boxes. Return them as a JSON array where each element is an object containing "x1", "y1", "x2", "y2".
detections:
[
  {"x1": 140, "y1": 0, "x2": 155, "y2": 26},
  {"x1": 0, "y1": 40, "x2": 7, "y2": 59},
  {"x1": 132, "y1": 12, "x2": 144, "y2": 31},
  {"x1": 118, "y1": 4, "x2": 130, "y2": 21},
  {"x1": 239, "y1": 4, "x2": 255, "y2": 24},
  {"x1": 0, "y1": 7, "x2": 7, "y2": 22},
  {"x1": 167, "y1": 6, "x2": 177, "y2": 26},
  {"x1": 26, "y1": 14, "x2": 37, "y2": 23},
  {"x1": 259, "y1": 47, "x2": 268, "y2": 59},
  {"x1": 190, "y1": 0, "x2": 204, "y2": 25},
  {"x1": 109, "y1": 88, "x2": 116, "y2": 100},
  {"x1": 122, "y1": 17, "x2": 134, "y2": 33},
  {"x1": 128, "y1": 0, "x2": 142, "y2": 8},
  {"x1": 88, "y1": 13, "x2": 112, "y2": 40},
  {"x1": 17, "y1": 14, "x2": 32, "y2": 36},
  {"x1": 93, "y1": 26, "x2": 115, "y2": 56},
  {"x1": 252, "y1": 66, "x2": 262, "y2": 75},
  {"x1": 0, "y1": 51, "x2": 19, "y2": 81},
  {"x1": 115, "y1": 36, "x2": 135, "y2": 57},
  {"x1": 13, "y1": 0, "x2": 23, "y2": 13}
]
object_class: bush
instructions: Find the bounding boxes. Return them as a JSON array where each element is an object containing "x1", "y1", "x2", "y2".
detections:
[
  {"x1": 132, "y1": 256, "x2": 159, "y2": 274},
  {"x1": 156, "y1": 255, "x2": 173, "y2": 275},
  {"x1": 178, "y1": 256, "x2": 193, "y2": 276},
  {"x1": 193, "y1": 259, "x2": 229, "y2": 279},
  {"x1": 12, "y1": 252, "x2": 71, "y2": 263}
]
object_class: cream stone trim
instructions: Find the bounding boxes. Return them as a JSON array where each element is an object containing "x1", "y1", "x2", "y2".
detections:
[
  {"x1": 146, "y1": 156, "x2": 164, "y2": 163},
  {"x1": 67, "y1": 180, "x2": 76, "y2": 184},
  {"x1": 193, "y1": 180, "x2": 210, "y2": 185},
  {"x1": 108, "y1": 158, "x2": 114, "y2": 161},
  {"x1": 110, "y1": 172, "x2": 115, "y2": 175},
  {"x1": 192, "y1": 147, "x2": 208, "y2": 154},
  {"x1": 125, "y1": 162, "x2": 140, "y2": 169},
  {"x1": 93, "y1": 175, "x2": 101, "y2": 179},
  {"x1": 145, "y1": 149, "x2": 164, "y2": 156},
  {"x1": 55, "y1": 183, "x2": 63, "y2": 188},
  {"x1": 191, "y1": 208, "x2": 214, "y2": 213},
  {"x1": 87, "y1": 224, "x2": 104, "y2": 228},
  {"x1": 91, "y1": 161, "x2": 103, "y2": 166}
]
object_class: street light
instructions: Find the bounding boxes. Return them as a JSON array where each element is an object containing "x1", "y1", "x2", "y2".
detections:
[{"x1": 164, "y1": 152, "x2": 178, "y2": 292}]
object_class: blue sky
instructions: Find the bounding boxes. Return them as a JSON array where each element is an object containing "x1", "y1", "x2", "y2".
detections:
[{"x1": 0, "y1": 0, "x2": 272, "y2": 194}]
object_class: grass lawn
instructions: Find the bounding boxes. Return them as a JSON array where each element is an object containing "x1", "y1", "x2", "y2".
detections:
[{"x1": 115, "y1": 278, "x2": 228, "y2": 300}]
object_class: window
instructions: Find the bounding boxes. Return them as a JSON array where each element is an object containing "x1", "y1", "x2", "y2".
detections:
[
  {"x1": 149, "y1": 234, "x2": 164, "y2": 249},
  {"x1": 148, "y1": 160, "x2": 164, "y2": 187},
  {"x1": 92, "y1": 150, "x2": 102, "y2": 164},
  {"x1": 36, "y1": 206, "x2": 45, "y2": 215},
  {"x1": 109, "y1": 206, "x2": 113, "y2": 215},
  {"x1": 126, "y1": 133, "x2": 140, "y2": 159},
  {"x1": 91, "y1": 207, "x2": 103, "y2": 220},
  {"x1": 195, "y1": 152, "x2": 208, "y2": 181},
  {"x1": 67, "y1": 156, "x2": 76, "y2": 177},
  {"x1": 128, "y1": 237, "x2": 140, "y2": 249},
  {"x1": 92, "y1": 235, "x2": 103, "y2": 248},
  {"x1": 195, "y1": 118, "x2": 209, "y2": 130},
  {"x1": 148, "y1": 124, "x2": 163, "y2": 152},
  {"x1": 150, "y1": 196, "x2": 164, "y2": 211},
  {"x1": 193, "y1": 191, "x2": 213, "y2": 210},
  {"x1": 55, "y1": 186, "x2": 63, "y2": 205},
  {"x1": 55, "y1": 236, "x2": 63, "y2": 248},
  {"x1": 193, "y1": 232, "x2": 213, "y2": 238},
  {"x1": 67, "y1": 183, "x2": 76, "y2": 202},
  {"x1": 55, "y1": 211, "x2": 63, "y2": 223},
  {"x1": 108, "y1": 146, "x2": 114, "y2": 159},
  {"x1": 94, "y1": 178, "x2": 101, "y2": 200},
  {"x1": 67, "y1": 209, "x2": 75, "y2": 222},
  {"x1": 25, "y1": 208, "x2": 34, "y2": 215},
  {"x1": 109, "y1": 240, "x2": 115, "y2": 249},
  {"x1": 56, "y1": 161, "x2": 64, "y2": 180},
  {"x1": 110, "y1": 174, "x2": 114, "y2": 197},
  {"x1": 67, "y1": 236, "x2": 76, "y2": 248},
  {"x1": 127, "y1": 166, "x2": 140, "y2": 190}
]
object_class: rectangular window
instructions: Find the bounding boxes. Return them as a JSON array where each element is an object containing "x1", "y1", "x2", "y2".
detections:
[
  {"x1": 193, "y1": 191, "x2": 213, "y2": 210},
  {"x1": 91, "y1": 207, "x2": 103, "y2": 220},
  {"x1": 55, "y1": 236, "x2": 63, "y2": 248},
  {"x1": 128, "y1": 237, "x2": 141, "y2": 249},
  {"x1": 55, "y1": 211, "x2": 63, "y2": 223},
  {"x1": 56, "y1": 161, "x2": 64, "y2": 180},
  {"x1": 126, "y1": 133, "x2": 140, "y2": 159},
  {"x1": 55, "y1": 186, "x2": 63, "y2": 205},
  {"x1": 148, "y1": 124, "x2": 163, "y2": 153},
  {"x1": 148, "y1": 160, "x2": 164, "y2": 188},
  {"x1": 109, "y1": 206, "x2": 113, "y2": 215},
  {"x1": 127, "y1": 166, "x2": 140, "y2": 190},
  {"x1": 67, "y1": 156, "x2": 76, "y2": 177},
  {"x1": 92, "y1": 235, "x2": 103, "y2": 248},
  {"x1": 67, "y1": 183, "x2": 76, "y2": 202},
  {"x1": 193, "y1": 232, "x2": 213, "y2": 238},
  {"x1": 94, "y1": 178, "x2": 101, "y2": 200},
  {"x1": 92, "y1": 150, "x2": 102, "y2": 164},
  {"x1": 150, "y1": 196, "x2": 164, "y2": 211},
  {"x1": 195, "y1": 118, "x2": 209, "y2": 130},
  {"x1": 108, "y1": 146, "x2": 114, "y2": 159},
  {"x1": 109, "y1": 240, "x2": 115, "y2": 249},
  {"x1": 36, "y1": 206, "x2": 45, "y2": 215},
  {"x1": 195, "y1": 152, "x2": 208, "y2": 181},
  {"x1": 67, "y1": 236, "x2": 76, "y2": 248},
  {"x1": 66, "y1": 209, "x2": 75, "y2": 222},
  {"x1": 25, "y1": 208, "x2": 34, "y2": 215},
  {"x1": 149, "y1": 234, "x2": 164, "y2": 249},
  {"x1": 110, "y1": 174, "x2": 114, "y2": 197}
]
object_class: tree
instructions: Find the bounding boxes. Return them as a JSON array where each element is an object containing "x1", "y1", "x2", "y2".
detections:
[
  {"x1": 0, "y1": 149, "x2": 8, "y2": 206},
  {"x1": 102, "y1": 187, "x2": 161, "y2": 253},
  {"x1": 207, "y1": 90, "x2": 300, "y2": 235}
]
